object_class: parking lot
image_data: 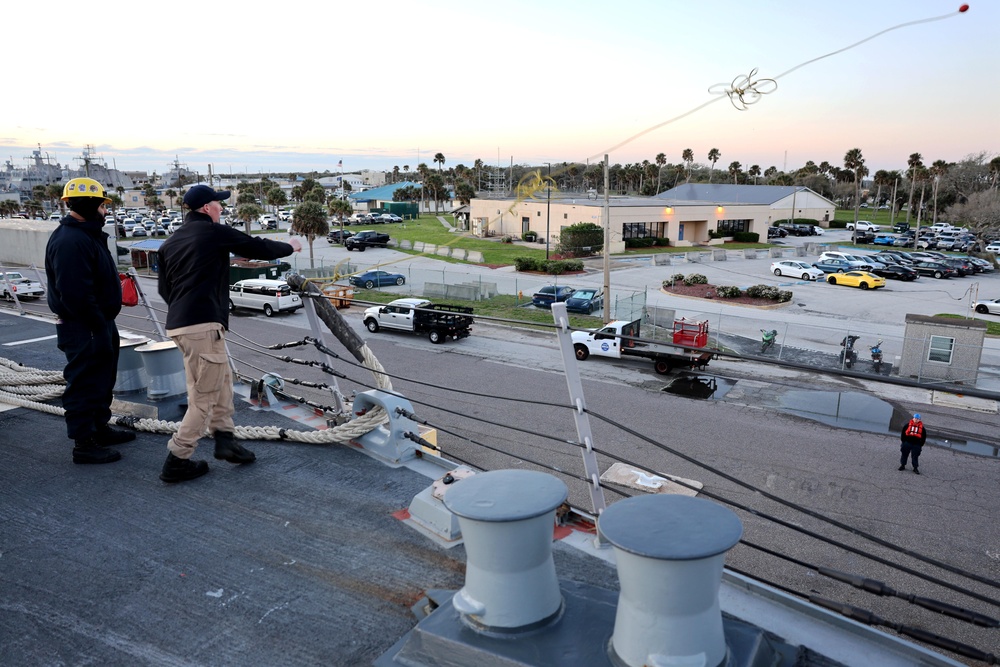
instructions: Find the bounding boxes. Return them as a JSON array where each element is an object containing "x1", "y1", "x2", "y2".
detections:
[{"x1": 109, "y1": 221, "x2": 1000, "y2": 387}]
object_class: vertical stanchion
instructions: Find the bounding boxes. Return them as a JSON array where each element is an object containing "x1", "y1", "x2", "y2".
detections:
[
  {"x1": 0, "y1": 261, "x2": 26, "y2": 315},
  {"x1": 550, "y1": 301, "x2": 607, "y2": 522},
  {"x1": 127, "y1": 268, "x2": 167, "y2": 340},
  {"x1": 302, "y1": 291, "x2": 348, "y2": 415}
]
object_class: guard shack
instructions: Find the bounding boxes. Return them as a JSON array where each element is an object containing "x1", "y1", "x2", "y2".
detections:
[{"x1": 898, "y1": 314, "x2": 987, "y2": 386}]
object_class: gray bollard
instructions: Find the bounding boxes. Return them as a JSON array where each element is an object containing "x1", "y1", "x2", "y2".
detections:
[
  {"x1": 599, "y1": 495, "x2": 742, "y2": 667},
  {"x1": 135, "y1": 340, "x2": 187, "y2": 399},
  {"x1": 443, "y1": 469, "x2": 567, "y2": 633},
  {"x1": 114, "y1": 336, "x2": 150, "y2": 394}
]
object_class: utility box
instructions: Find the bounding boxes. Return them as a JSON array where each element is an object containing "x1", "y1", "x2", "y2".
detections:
[
  {"x1": 898, "y1": 314, "x2": 987, "y2": 385},
  {"x1": 383, "y1": 202, "x2": 419, "y2": 219},
  {"x1": 229, "y1": 259, "x2": 290, "y2": 283}
]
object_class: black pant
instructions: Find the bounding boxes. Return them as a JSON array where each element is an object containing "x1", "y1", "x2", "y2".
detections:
[
  {"x1": 56, "y1": 319, "x2": 119, "y2": 441},
  {"x1": 900, "y1": 441, "x2": 922, "y2": 469}
]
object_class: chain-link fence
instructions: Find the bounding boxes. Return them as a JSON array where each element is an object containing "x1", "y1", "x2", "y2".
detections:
[{"x1": 287, "y1": 259, "x2": 1000, "y2": 391}]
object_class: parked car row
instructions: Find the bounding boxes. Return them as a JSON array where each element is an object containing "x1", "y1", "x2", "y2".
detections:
[
  {"x1": 530, "y1": 285, "x2": 604, "y2": 313},
  {"x1": 348, "y1": 212, "x2": 403, "y2": 225}
]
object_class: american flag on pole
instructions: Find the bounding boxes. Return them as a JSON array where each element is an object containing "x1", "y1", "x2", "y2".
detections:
[{"x1": 337, "y1": 160, "x2": 342, "y2": 168}]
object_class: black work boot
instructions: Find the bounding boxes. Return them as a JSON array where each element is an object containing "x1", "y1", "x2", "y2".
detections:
[
  {"x1": 214, "y1": 431, "x2": 256, "y2": 464},
  {"x1": 73, "y1": 437, "x2": 122, "y2": 465},
  {"x1": 93, "y1": 425, "x2": 137, "y2": 446},
  {"x1": 160, "y1": 453, "x2": 209, "y2": 483}
]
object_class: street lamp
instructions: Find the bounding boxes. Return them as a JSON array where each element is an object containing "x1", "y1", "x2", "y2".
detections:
[{"x1": 545, "y1": 163, "x2": 551, "y2": 260}]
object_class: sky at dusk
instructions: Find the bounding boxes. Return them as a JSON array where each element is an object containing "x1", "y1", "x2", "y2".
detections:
[{"x1": 3, "y1": 0, "x2": 996, "y2": 178}]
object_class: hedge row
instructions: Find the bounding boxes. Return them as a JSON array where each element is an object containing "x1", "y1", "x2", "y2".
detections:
[
  {"x1": 664, "y1": 277, "x2": 793, "y2": 303},
  {"x1": 624, "y1": 237, "x2": 671, "y2": 248},
  {"x1": 715, "y1": 285, "x2": 792, "y2": 302},
  {"x1": 513, "y1": 257, "x2": 585, "y2": 274}
]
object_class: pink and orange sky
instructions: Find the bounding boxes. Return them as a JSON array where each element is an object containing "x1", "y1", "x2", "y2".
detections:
[{"x1": 3, "y1": 0, "x2": 995, "y2": 176}]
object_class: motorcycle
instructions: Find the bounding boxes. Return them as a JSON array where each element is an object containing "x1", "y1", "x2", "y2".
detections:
[
  {"x1": 870, "y1": 339, "x2": 884, "y2": 373},
  {"x1": 840, "y1": 335, "x2": 860, "y2": 368},
  {"x1": 760, "y1": 329, "x2": 777, "y2": 353}
]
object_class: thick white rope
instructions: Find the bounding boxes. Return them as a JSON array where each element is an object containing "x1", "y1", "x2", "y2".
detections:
[{"x1": 0, "y1": 353, "x2": 390, "y2": 444}]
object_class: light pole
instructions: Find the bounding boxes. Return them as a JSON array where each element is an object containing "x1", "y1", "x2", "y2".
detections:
[{"x1": 545, "y1": 163, "x2": 551, "y2": 260}]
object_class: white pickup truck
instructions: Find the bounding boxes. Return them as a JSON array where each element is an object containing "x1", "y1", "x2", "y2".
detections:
[
  {"x1": 363, "y1": 298, "x2": 473, "y2": 344},
  {"x1": 571, "y1": 318, "x2": 713, "y2": 374},
  {"x1": 1, "y1": 271, "x2": 45, "y2": 301}
]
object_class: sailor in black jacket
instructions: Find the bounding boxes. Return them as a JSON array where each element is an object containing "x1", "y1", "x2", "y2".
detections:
[
  {"x1": 156, "y1": 185, "x2": 301, "y2": 483},
  {"x1": 45, "y1": 177, "x2": 136, "y2": 464}
]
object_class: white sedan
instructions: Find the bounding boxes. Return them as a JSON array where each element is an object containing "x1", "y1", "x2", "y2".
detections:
[
  {"x1": 973, "y1": 299, "x2": 1000, "y2": 316},
  {"x1": 770, "y1": 260, "x2": 824, "y2": 281}
]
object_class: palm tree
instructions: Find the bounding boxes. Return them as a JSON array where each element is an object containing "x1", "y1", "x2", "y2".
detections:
[
  {"x1": 433, "y1": 153, "x2": 445, "y2": 173},
  {"x1": 654, "y1": 153, "x2": 666, "y2": 194},
  {"x1": 327, "y1": 198, "x2": 353, "y2": 242},
  {"x1": 25, "y1": 200, "x2": 44, "y2": 219},
  {"x1": 392, "y1": 166, "x2": 400, "y2": 183},
  {"x1": 843, "y1": 148, "x2": 865, "y2": 231},
  {"x1": 164, "y1": 189, "x2": 177, "y2": 210},
  {"x1": 45, "y1": 183, "x2": 63, "y2": 216},
  {"x1": 764, "y1": 166, "x2": 778, "y2": 180},
  {"x1": 290, "y1": 201, "x2": 329, "y2": 268},
  {"x1": 707, "y1": 148, "x2": 720, "y2": 183},
  {"x1": 416, "y1": 163, "x2": 430, "y2": 212},
  {"x1": 473, "y1": 159, "x2": 483, "y2": 189},
  {"x1": 990, "y1": 156, "x2": 1000, "y2": 190},
  {"x1": 748, "y1": 165, "x2": 761, "y2": 184},
  {"x1": 871, "y1": 169, "x2": 892, "y2": 217},
  {"x1": 905, "y1": 152, "x2": 923, "y2": 223},
  {"x1": 267, "y1": 186, "x2": 288, "y2": 212},
  {"x1": 682, "y1": 149, "x2": 694, "y2": 183},
  {"x1": 728, "y1": 161, "x2": 742, "y2": 184},
  {"x1": 425, "y1": 173, "x2": 446, "y2": 214},
  {"x1": 929, "y1": 159, "x2": 949, "y2": 225}
]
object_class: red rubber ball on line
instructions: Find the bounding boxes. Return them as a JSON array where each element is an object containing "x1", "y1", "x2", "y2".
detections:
[{"x1": 959, "y1": 4, "x2": 969, "y2": 11}]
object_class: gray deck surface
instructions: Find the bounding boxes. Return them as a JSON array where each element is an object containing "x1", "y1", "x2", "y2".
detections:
[{"x1": 0, "y1": 314, "x2": 616, "y2": 666}]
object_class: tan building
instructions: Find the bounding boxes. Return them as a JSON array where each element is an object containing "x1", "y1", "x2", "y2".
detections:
[{"x1": 469, "y1": 195, "x2": 772, "y2": 254}]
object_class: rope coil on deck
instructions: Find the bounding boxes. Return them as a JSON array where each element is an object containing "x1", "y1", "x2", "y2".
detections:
[{"x1": 0, "y1": 352, "x2": 389, "y2": 444}]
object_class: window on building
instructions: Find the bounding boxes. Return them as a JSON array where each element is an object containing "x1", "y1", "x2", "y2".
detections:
[
  {"x1": 717, "y1": 218, "x2": 750, "y2": 235},
  {"x1": 928, "y1": 335, "x2": 955, "y2": 364},
  {"x1": 622, "y1": 222, "x2": 653, "y2": 239}
]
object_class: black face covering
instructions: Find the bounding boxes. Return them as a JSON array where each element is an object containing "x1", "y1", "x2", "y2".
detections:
[{"x1": 67, "y1": 197, "x2": 106, "y2": 224}]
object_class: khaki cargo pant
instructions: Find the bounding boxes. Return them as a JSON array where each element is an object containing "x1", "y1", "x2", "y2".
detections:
[{"x1": 166, "y1": 324, "x2": 234, "y2": 459}]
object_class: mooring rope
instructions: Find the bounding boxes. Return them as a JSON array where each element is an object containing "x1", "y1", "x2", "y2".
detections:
[{"x1": 0, "y1": 356, "x2": 385, "y2": 444}]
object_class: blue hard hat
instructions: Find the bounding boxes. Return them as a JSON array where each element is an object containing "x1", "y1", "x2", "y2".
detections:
[{"x1": 913, "y1": 413, "x2": 921, "y2": 420}]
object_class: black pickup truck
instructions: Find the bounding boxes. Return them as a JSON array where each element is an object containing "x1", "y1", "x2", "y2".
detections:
[{"x1": 344, "y1": 230, "x2": 390, "y2": 251}]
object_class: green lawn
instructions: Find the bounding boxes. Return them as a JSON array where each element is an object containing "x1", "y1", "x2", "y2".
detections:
[
  {"x1": 935, "y1": 313, "x2": 1000, "y2": 336},
  {"x1": 833, "y1": 208, "x2": 927, "y2": 228},
  {"x1": 338, "y1": 216, "x2": 549, "y2": 265}
]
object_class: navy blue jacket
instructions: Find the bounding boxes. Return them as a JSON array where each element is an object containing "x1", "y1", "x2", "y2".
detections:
[
  {"x1": 157, "y1": 211, "x2": 294, "y2": 330},
  {"x1": 45, "y1": 215, "x2": 122, "y2": 330}
]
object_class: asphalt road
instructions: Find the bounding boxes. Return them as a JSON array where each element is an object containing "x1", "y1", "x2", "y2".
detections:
[{"x1": 226, "y1": 297, "x2": 1000, "y2": 664}]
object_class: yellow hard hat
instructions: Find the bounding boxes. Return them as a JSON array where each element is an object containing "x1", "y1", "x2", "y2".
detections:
[{"x1": 61, "y1": 177, "x2": 112, "y2": 204}]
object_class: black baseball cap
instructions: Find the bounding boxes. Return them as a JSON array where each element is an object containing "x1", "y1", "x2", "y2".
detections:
[{"x1": 183, "y1": 184, "x2": 231, "y2": 210}]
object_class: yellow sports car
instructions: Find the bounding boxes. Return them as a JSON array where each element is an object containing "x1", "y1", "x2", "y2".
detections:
[{"x1": 826, "y1": 270, "x2": 886, "y2": 290}]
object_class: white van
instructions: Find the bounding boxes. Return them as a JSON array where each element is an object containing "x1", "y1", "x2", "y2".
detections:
[{"x1": 228, "y1": 279, "x2": 301, "y2": 317}]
